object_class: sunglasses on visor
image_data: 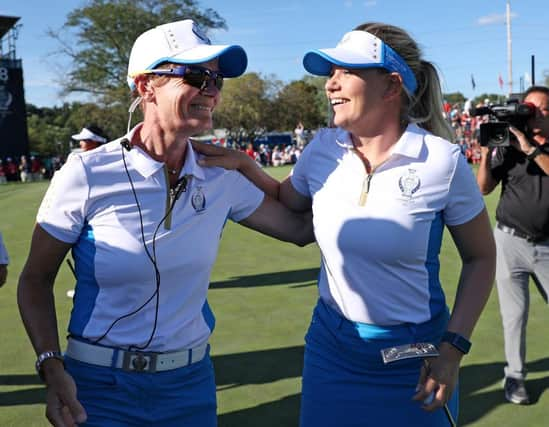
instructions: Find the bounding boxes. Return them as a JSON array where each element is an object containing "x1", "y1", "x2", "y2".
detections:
[{"x1": 145, "y1": 65, "x2": 224, "y2": 91}]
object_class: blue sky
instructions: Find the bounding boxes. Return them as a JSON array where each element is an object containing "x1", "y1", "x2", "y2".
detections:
[{"x1": 2, "y1": 0, "x2": 548, "y2": 107}]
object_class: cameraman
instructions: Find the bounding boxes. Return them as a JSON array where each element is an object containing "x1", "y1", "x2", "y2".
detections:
[{"x1": 477, "y1": 85, "x2": 549, "y2": 405}]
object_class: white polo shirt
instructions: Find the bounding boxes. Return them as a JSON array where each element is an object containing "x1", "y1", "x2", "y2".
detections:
[
  {"x1": 38, "y1": 125, "x2": 264, "y2": 352},
  {"x1": 291, "y1": 124, "x2": 484, "y2": 325}
]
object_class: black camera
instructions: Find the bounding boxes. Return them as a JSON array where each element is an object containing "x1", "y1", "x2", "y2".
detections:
[{"x1": 470, "y1": 101, "x2": 535, "y2": 147}]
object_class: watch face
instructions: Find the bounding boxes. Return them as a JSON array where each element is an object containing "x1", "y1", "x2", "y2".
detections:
[{"x1": 443, "y1": 332, "x2": 471, "y2": 354}]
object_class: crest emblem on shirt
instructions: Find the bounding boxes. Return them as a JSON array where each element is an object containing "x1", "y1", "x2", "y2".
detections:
[
  {"x1": 191, "y1": 186, "x2": 206, "y2": 213},
  {"x1": 398, "y1": 169, "x2": 421, "y2": 200}
]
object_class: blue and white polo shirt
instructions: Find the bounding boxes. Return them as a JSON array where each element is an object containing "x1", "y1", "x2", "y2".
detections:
[
  {"x1": 291, "y1": 124, "x2": 484, "y2": 325},
  {"x1": 38, "y1": 125, "x2": 264, "y2": 352}
]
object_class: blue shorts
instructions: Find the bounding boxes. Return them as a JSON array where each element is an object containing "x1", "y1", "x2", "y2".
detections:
[
  {"x1": 299, "y1": 299, "x2": 458, "y2": 427},
  {"x1": 65, "y1": 351, "x2": 217, "y2": 426}
]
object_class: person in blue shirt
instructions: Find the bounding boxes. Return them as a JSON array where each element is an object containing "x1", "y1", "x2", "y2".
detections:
[{"x1": 196, "y1": 21, "x2": 496, "y2": 427}]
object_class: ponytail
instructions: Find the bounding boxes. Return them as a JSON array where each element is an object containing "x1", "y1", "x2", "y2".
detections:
[
  {"x1": 408, "y1": 61, "x2": 453, "y2": 141},
  {"x1": 355, "y1": 22, "x2": 454, "y2": 142}
]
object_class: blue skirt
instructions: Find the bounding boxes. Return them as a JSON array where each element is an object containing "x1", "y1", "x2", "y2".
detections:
[
  {"x1": 65, "y1": 351, "x2": 217, "y2": 426},
  {"x1": 299, "y1": 299, "x2": 458, "y2": 427}
]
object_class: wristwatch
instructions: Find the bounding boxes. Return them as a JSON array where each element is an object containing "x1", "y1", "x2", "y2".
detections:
[
  {"x1": 440, "y1": 331, "x2": 471, "y2": 355},
  {"x1": 35, "y1": 351, "x2": 64, "y2": 381},
  {"x1": 527, "y1": 146, "x2": 542, "y2": 161}
]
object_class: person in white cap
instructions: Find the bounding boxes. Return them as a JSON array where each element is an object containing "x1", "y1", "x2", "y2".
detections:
[
  {"x1": 18, "y1": 19, "x2": 313, "y2": 427},
  {"x1": 196, "y1": 22, "x2": 496, "y2": 427},
  {"x1": 71, "y1": 125, "x2": 108, "y2": 152}
]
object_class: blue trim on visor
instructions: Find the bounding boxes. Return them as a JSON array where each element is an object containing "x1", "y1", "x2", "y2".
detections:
[
  {"x1": 303, "y1": 42, "x2": 417, "y2": 94},
  {"x1": 128, "y1": 45, "x2": 248, "y2": 89}
]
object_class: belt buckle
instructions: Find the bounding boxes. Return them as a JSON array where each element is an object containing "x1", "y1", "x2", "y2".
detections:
[{"x1": 122, "y1": 351, "x2": 158, "y2": 373}]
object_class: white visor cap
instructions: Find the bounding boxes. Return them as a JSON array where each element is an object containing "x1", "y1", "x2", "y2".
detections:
[
  {"x1": 303, "y1": 30, "x2": 418, "y2": 94},
  {"x1": 71, "y1": 127, "x2": 107, "y2": 144},
  {"x1": 127, "y1": 19, "x2": 247, "y2": 89}
]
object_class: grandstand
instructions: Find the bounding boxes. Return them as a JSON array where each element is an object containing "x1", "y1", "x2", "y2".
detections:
[{"x1": 0, "y1": 15, "x2": 29, "y2": 159}]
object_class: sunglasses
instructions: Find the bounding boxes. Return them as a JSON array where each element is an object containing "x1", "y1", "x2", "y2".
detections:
[{"x1": 145, "y1": 65, "x2": 224, "y2": 91}]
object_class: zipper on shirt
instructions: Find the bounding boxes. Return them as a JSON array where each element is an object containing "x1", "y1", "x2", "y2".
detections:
[
  {"x1": 358, "y1": 173, "x2": 373, "y2": 206},
  {"x1": 163, "y1": 168, "x2": 189, "y2": 230},
  {"x1": 357, "y1": 158, "x2": 390, "y2": 207}
]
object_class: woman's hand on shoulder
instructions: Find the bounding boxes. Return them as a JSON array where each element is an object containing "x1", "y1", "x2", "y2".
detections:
[{"x1": 193, "y1": 141, "x2": 252, "y2": 171}]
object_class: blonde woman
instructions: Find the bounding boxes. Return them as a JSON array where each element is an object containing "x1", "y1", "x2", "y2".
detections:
[{"x1": 197, "y1": 22, "x2": 496, "y2": 426}]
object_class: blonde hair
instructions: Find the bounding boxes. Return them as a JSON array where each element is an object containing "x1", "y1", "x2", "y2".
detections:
[{"x1": 354, "y1": 22, "x2": 454, "y2": 142}]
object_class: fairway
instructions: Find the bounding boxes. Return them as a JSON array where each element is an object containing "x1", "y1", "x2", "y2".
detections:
[{"x1": 0, "y1": 166, "x2": 547, "y2": 427}]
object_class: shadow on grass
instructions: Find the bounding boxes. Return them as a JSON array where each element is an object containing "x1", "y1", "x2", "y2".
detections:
[
  {"x1": 210, "y1": 268, "x2": 319, "y2": 289},
  {"x1": 2, "y1": 351, "x2": 547, "y2": 425},
  {"x1": 218, "y1": 393, "x2": 301, "y2": 427},
  {"x1": 460, "y1": 357, "x2": 549, "y2": 425},
  {"x1": 0, "y1": 375, "x2": 41, "y2": 386},
  {"x1": 214, "y1": 346, "x2": 303, "y2": 426},
  {"x1": 0, "y1": 386, "x2": 45, "y2": 406},
  {"x1": 0, "y1": 374, "x2": 45, "y2": 406},
  {"x1": 214, "y1": 345, "x2": 304, "y2": 389}
]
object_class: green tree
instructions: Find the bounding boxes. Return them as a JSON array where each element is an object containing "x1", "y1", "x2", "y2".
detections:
[
  {"x1": 443, "y1": 92, "x2": 466, "y2": 105},
  {"x1": 26, "y1": 102, "x2": 128, "y2": 156},
  {"x1": 27, "y1": 105, "x2": 73, "y2": 156},
  {"x1": 473, "y1": 93, "x2": 504, "y2": 105},
  {"x1": 271, "y1": 79, "x2": 326, "y2": 131},
  {"x1": 213, "y1": 73, "x2": 273, "y2": 145},
  {"x1": 65, "y1": 102, "x2": 130, "y2": 140},
  {"x1": 303, "y1": 75, "x2": 330, "y2": 127},
  {"x1": 48, "y1": 0, "x2": 226, "y2": 107}
]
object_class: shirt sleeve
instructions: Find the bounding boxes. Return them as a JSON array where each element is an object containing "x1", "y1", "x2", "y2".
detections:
[
  {"x1": 0, "y1": 232, "x2": 8, "y2": 265},
  {"x1": 226, "y1": 170, "x2": 265, "y2": 222},
  {"x1": 290, "y1": 138, "x2": 315, "y2": 197},
  {"x1": 443, "y1": 149, "x2": 485, "y2": 226},
  {"x1": 37, "y1": 154, "x2": 90, "y2": 243}
]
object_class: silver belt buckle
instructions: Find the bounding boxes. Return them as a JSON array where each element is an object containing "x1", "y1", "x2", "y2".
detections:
[{"x1": 122, "y1": 351, "x2": 158, "y2": 373}]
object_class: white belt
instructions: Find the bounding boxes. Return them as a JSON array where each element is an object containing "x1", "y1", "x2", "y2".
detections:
[{"x1": 65, "y1": 338, "x2": 208, "y2": 373}]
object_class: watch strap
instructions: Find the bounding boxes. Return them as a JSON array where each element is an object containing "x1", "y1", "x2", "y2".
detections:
[
  {"x1": 441, "y1": 331, "x2": 471, "y2": 355},
  {"x1": 527, "y1": 146, "x2": 542, "y2": 161},
  {"x1": 35, "y1": 351, "x2": 64, "y2": 381}
]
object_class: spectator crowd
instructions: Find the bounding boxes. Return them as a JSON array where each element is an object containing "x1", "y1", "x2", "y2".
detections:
[
  {"x1": 443, "y1": 98, "x2": 493, "y2": 165},
  {"x1": 0, "y1": 154, "x2": 65, "y2": 184}
]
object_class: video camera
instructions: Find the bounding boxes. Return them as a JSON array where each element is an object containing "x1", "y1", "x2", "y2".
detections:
[{"x1": 470, "y1": 100, "x2": 536, "y2": 147}]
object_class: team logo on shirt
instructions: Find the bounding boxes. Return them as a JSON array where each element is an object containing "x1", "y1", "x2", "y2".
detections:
[
  {"x1": 191, "y1": 186, "x2": 206, "y2": 213},
  {"x1": 398, "y1": 169, "x2": 421, "y2": 200}
]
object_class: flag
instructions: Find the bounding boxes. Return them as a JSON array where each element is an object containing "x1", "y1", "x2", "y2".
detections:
[
  {"x1": 524, "y1": 72, "x2": 532, "y2": 87},
  {"x1": 498, "y1": 74, "x2": 504, "y2": 89},
  {"x1": 471, "y1": 74, "x2": 476, "y2": 91}
]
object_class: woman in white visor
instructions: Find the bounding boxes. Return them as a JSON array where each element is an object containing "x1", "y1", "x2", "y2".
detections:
[
  {"x1": 196, "y1": 22, "x2": 496, "y2": 426},
  {"x1": 18, "y1": 18, "x2": 314, "y2": 427}
]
